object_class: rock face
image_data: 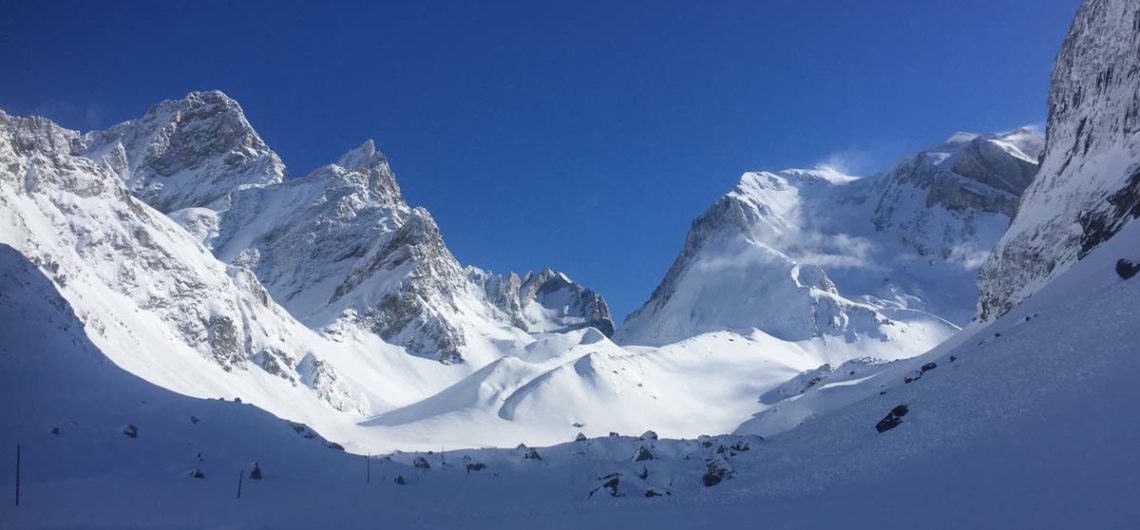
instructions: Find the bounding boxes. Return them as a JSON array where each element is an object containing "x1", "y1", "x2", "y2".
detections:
[
  {"x1": 473, "y1": 267, "x2": 615, "y2": 337},
  {"x1": 617, "y1": 130, "x2": 1041, "y2": 347},
  {"x1": 79, "y1": 90, "x2": 284, "y2": 213},
  {"x1": 79, "y1": 91, "x2": 611, "y2": 364},
  {"x1": 870, "y1": 130, "x2": 1043, "y2": 257},
  {"x1": 978, "y1": 0, "x2": 1140, "y2": 320}
]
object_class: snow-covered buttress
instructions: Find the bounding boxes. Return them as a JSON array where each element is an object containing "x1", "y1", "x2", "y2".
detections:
[{"x1": 978, "y1": 0, "x2": 1140, "y2": 320}]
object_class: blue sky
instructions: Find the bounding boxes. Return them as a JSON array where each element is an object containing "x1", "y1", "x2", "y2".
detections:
[{"x1": 1, "y1": 0, "x2": 1082, "y2": 321}]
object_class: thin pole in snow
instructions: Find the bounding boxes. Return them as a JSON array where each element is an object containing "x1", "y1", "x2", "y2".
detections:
[
  {"x1": 15, "y1": 444, "x2": 20, "y2": 507},
  {"x1": 236, "y1": 469, "x2": 243, "y2": 499}
]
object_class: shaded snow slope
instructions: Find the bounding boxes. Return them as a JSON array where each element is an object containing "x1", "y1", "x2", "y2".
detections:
[{"x1": 979, "y1": 0, "x2": 1140, "y2": 319}]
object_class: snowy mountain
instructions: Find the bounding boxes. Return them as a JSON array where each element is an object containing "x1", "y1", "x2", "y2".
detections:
[
  {"x1": 3, "y1": 171, "x2": 1138, "y2": 530},
  {"x1": 617, "y1": 129, "x2": 1042, "y2": 347},
  {"x1": 979, "y1": 0, "x2": 1140, "y2": 320},
  {"x1": 79, "y1": 90, "x2": 285, "y2": 213},
  {"x1": 3, "y1": 0, "x2": 1139, "y2": 526},
  {"x1": 79, "y1": 92, "x2": 614, "y2": 364},
  {"x1": 473, "y1": 267, "x2": 616, "y2": 336}
]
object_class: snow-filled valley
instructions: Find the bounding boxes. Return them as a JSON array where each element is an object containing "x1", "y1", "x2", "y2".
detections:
[{"x1": 2, "y1": 0, "x2": 1139, "y2": 527}]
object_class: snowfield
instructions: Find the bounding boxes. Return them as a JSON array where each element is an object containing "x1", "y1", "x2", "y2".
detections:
[
  {"x1": 1, "y1": 217, "x2": 1137, "y2": 528},
  {"x1": 2, "y1": 0, "x2": 1139, "y2": 526}
]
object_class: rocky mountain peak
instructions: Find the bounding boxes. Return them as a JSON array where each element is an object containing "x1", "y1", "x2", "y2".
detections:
[
  {"x1": 323, "y1": 139, "x2": 404, "y2": 205},
  {"x1": 79, "y1": 90, "x2": 284, "y2": 213}
]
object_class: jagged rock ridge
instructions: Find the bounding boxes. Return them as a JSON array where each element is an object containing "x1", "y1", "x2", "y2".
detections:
[{"x1": 82, "y1": 91, "x2": 613, "y2": 363}]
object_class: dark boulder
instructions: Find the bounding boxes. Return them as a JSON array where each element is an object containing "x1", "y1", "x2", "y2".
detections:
[
  {"x1": 588, "y1": 473, "x2": 622, "y2": 498},
  {"x1": 121, "y1": 424, "x2": 139, "y2": 439},
  {"x1": 249, "y1": 462, "x2": 263, "y2": 480},
  {"x1": 920, "y1": 362, "x2": 937, "y2": 374},
  {"x1": 413, "y1": 456, "x2": 431, "y2": 469},
  {"x1": 574, "y1": 432, "x2": 588, "y2": 442},
  {"x1": 326, "y1": 442, "x2": 345, "y2": 451},
  {"x1": 465, "y1": 462, "x2": 486, "y2": 474},
  {"x1": 394, "y1": 475, "x2": 406, "y2": 485},
  {"x1": 1116, "y1": 258, "x2": 1140, "y2": 280},
  {"x1": 190, "y1": 469, "x2": 205, "y2": 479},
  {"x1": 702, "y1": 456, "x2": 734, "y2": 487},
  {"x1": 523, "y1": 447, "x2": 542, "y2": 460},
  {"x1": 633, "y1": 445, "x2": 654, "y2": 461},
  {"x1": 875, "y1": 405, "x2": 910, "y2": 433}
]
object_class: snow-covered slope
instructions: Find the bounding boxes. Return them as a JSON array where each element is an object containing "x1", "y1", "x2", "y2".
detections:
[
  {"x1": 978, "y1": 0, "x2": 1140, "y2": 320},
  {"x1": 618, "y1": 130, "x2": 1041, "y2": 348},
  {"x1": 4, "y1": 191, "x2": 1137, "y2": 530},
  {"x1": 3, "y1": 101, "x2": 836, "y2": 452},
  {"x1": 0, "y1": 107, "x2": 497, "y2": 446}
]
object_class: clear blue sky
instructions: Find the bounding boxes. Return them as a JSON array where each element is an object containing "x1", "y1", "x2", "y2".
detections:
[{"x1": 0, "y1": 0, "x2": 1082, "y2": 321}]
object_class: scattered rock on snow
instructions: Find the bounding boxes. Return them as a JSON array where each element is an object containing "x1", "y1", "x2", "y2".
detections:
[
  {"x1": 645, "y1": 488, "x2": 667, "y2": 497},
  {"x1": 121, "y1": 424, "x2": 139, "y2": 439},
  {"x1": 326, "y1": 442, "x2": 345, "y2": 451},
  {"x1": 875, "y1": 404, "x2": 910, "y2": 433},
  {"x1": 588, "y1": 472, "x2": 622, "y2": 498},
  {"x1": 190, "y1": 469, "x2": 205, "y2": 479},
  {"x1": 523, "y1": 447, "x2": 542, "y2": 460},
  {"x1": 633, "y1": 445, "x2": 654, "y2": 461},
  {"x1": 702, "y1": 456, "x2": 734, "y2": 487},
  {"x1": 920, "y1": 362, "x2": 937, "y2": 373},
  {"x1": 465, "y1": 462, "x2": 486, "y2": 474},
  {"x1": 394, "y1": 475, "x2": 406, "y2": 485},
  {"x1": 730, "y1": 440, "x2": 750, "y2": 453},
  {"x1": 413, "y1": 456, "x2": 431, "y2": 469},
  {"x1": 1116, "y1": 258, "x2": 1140, "y2": 280}
]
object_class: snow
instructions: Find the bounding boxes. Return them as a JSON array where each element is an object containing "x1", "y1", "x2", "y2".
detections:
[
  {"x1": 2, "y1": 218, "x2": 1138, "y2": 528},
  {"x1": 1, "y1": 1, "x2": 1136, "y2": 524}
]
